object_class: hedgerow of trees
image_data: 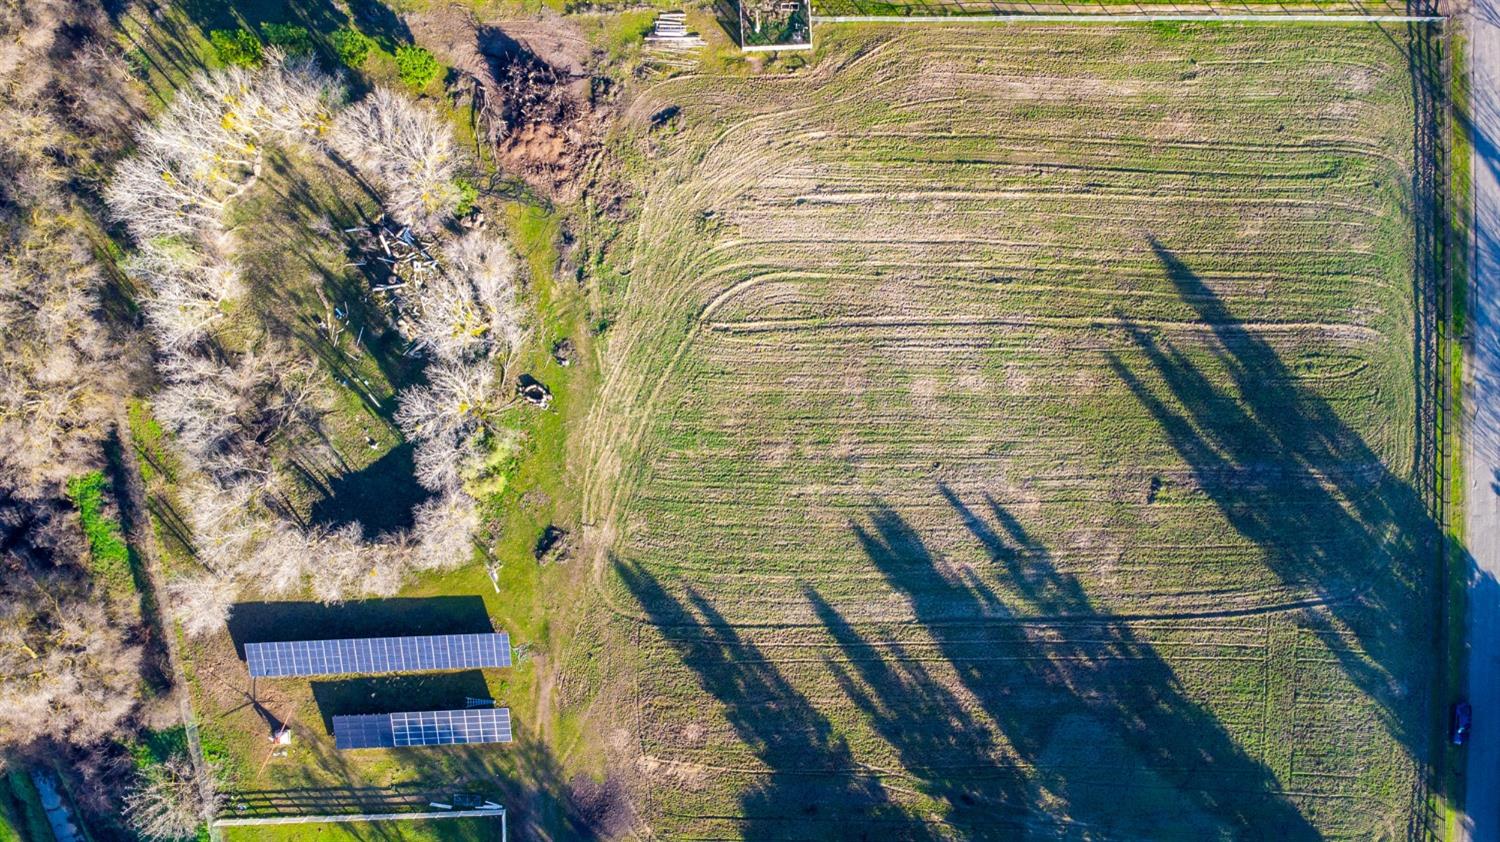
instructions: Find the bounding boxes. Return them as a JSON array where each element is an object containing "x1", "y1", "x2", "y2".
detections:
[
  {"x1": 107, "y1": 54, "x2": 522, "y2": 633},
  {"x1": 0, "y1": 0, "x2": 146, "y2": 753}
]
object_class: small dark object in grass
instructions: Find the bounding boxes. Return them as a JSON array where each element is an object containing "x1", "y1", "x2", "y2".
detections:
[
  {"x1": 518, "y1": 374, "x2": 552, "y2": 408},
  {"x1": 650, "y1": 105, "x2": 681, "y2": 129},
  {"x1": 552, "y1": 338, "x2": 574, "y2": 367},
  {"x1": 535, "y1": 525, "x2": 571, "y2": 564},
  {"x1": 1147, "y1": 475, "x2": 1162, "y2": 503}
]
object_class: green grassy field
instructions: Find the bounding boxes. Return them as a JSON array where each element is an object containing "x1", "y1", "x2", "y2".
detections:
[
  {"x1": 220, "y1": 817, "x2": 501, "y2": 840},
  {"x1": 584, "y1": 22, "x2": 1440, "y2": 838}
]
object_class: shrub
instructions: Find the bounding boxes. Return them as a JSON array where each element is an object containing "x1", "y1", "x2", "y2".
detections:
[
  {"x1": 209, "y1": 28, "x2": 262, "y2": 67},
  {"x1": 262, "y1": 22, "x2": 313, "y2": 56},
  {"x1": 331, "y1": 27, "x2": 374, "y2": 67},
  {"x1": 394, "y1": 44, "x2": 442, "y2": 90},
  {"x1": 453, "y1": 176, "x2": 479, "y2": 216}
]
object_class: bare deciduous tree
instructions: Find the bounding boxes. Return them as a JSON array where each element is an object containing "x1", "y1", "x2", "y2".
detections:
[
  {"x1": 153, "y1": 346, "x2": 319, "y2": 483},
  {"x1": 411, "y1": 231, "x2": 524, "y2": 364},
  {"x1": 0, "y1": 501, "x2": 142, "y2": 748},
  {"x1": 307, "y1": 523, "x2": 393, "y2": 602},
  {"x1": 124, "y1": 753, "x2": 222, "y2": 842},
  {"x1": 166, "y1": 573, "x2": 239, "y2": 639},
  {"x1": 411, "y1": 491, "x2": 478, "y2": 571},
  {"x1": 106, "y1": 54, "x2": 340, "y2": 243},
  {"x1": 396, "y1": 360, "x2": 497, "y2": 492},
  {"x1": 330, "y1": 87, "x2": 459, "y2": 233},
  {"x1": 0, "y1": 214, "x2": 129, "y2": 494},
  {"x1": 0, "y1": 0, "x2": 147, "y2": 766},
  {"x1": 247, "y1": 520, "x2": 314, "y2": 596},
  {"x1": 395, "y1": 361, "x2": 495, "y2": 444},
  {"x1": 125, "y1": 244, "x2": 242, "y2": 352},
  {"x1": 411, "y1": 430, "x2": 477, "y2": 494}
]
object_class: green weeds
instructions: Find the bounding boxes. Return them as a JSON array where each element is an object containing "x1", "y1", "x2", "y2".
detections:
[
  {"x1": 395, "y1": 45, "x2": 442, "y2": 91},
  {"x1": 210, "y1": 28, "x2": 263, "y2": 67},
  {"x1": 332, "y1": 27, "x2": 374, "y2": 67},
  {"x1": 453, "y1": 176, "x2": 479, "y2": 216},
  {"x1": 65, "y1": 471, "x2": 135, "y2": 596},
  {"x1": 262, "y1": 22, "x2": 313, "y2": 56}
]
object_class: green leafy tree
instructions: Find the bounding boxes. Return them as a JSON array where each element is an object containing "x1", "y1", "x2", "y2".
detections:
[
  {"x1": 453, "y1": 177, "x2": 479, "y2": 216},
  {"x1": 331, "y1": 27, "x2": 373, "y2": 67},
  {"x1": 262, "y1": 23, "x2": 313, "y2": 56},
  {"x1": 394, "y1": 44, "x2": 442, "y2": 90},
  {"x1": 209, "y1": 28, "x2": 262, "y2": 67}
]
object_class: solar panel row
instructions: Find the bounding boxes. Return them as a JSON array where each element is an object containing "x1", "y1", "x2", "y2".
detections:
[
  {"x1": 245, "y1": 633, "x2": 511, "y2": 677},
  {"x1": 332, "y1": 708, "x2": 513, "y2": 750}
]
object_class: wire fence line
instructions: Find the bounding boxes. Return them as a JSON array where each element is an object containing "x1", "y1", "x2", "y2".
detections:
[
  {"x1": 214, "y1": 807, "x2": 507, "y2": 839},
  {"x1": 812, "y1": 12, "x2": 1444, "y2": 21}
]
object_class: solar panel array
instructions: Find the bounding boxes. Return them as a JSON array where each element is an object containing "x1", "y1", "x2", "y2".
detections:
[
  {"x1": 333, "y1": 708, "x2": 513, "y2": 750},
  {"x1": 245, "y1": 633, "x2": 511, "y2": 677}
]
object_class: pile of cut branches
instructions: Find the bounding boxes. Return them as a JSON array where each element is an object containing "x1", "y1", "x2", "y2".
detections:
[{"x1": 347, "y1": 217, "x2": 443, "y2": 336}]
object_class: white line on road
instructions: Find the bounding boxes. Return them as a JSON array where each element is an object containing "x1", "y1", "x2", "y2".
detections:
[{"x1": 1465, "y1": 0, "x2": 1500, "y2": 837}]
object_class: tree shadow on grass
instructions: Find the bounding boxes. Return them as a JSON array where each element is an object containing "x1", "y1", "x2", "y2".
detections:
[
  {"x1": 616, "y1": 560, "x2": 903, "y2": 839},
  {"x1": 803, "y1": 586, "x2": 1021, "y2": 838},
  {"x1": 175, "y1": 0, "x2": 349, "y2": 35},
  {"x1": 310, "y1": 670, "x2": 492, "y2": 732},
  {"x1": 346, "y1": 0, "x2": 413, "y2": 49},
  {"x1": 226, "y1": 595, "x2": 494, "y2": 657},
  {"x1": 244, "y1": 146, "x2": 417, "y2": 414},
  {"x1": 307, "y1": 441, "x2": 434, "y2": 538},
  {"x1": 1105, "y1": 241, "x2": 1436, "y2": 760},
  {"x1": 849, "y1": 497, "x2": 1321, "y2": 839}
]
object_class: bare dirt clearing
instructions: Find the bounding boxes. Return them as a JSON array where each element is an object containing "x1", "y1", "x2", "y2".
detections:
[{"x1": 584, "y1": 23, "x2": 1437, "y2": 839}]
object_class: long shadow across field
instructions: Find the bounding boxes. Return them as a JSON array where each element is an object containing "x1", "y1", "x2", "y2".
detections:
[
  {"x1": 847, "y1": 498, "x2": 1319, "y2": 839},
  {"x1": 803, "y1": 585, "x2": 1025, "y2": 838},
  {"x1": 617, "y1": 561, "x2": 901, "y2": 839},
  {"x1": 1105, "y1": 242, "x2": 1436, "y2": 759}
]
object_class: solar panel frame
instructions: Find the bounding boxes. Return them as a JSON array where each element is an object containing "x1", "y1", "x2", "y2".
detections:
[
  {"x1": 245, "y1": 633, "x2": 511, "y2": 677},
  {"x1": 332, "y1": 708, "x2": 513, "y2": 750}
]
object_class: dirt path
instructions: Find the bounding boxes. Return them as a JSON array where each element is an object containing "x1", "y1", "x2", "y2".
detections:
[
  {"x1": 114, "y1": 408, "x2": 224, "y2": 842},
  {"x1": 1464, "y1": 0, "x2": 1500, "y2": 835}
]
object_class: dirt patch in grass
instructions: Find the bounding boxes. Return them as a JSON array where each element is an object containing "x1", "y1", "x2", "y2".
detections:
[{"x1": 411, "y1": 5, "x2": 608, "y2": 197}]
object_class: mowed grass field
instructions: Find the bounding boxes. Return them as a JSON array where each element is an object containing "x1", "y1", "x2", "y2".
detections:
[
  {"x1": 808, "y1": 0, "x2": 1418, "y2": 19},
  {"x1": 585, "y1": 23, "x2": 1439, "y2": 839}
]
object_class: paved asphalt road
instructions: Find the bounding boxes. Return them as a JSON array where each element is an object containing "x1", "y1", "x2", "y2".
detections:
[{"x1": 1467, "y1": 0, "x2": 1500, "y2": 836}]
